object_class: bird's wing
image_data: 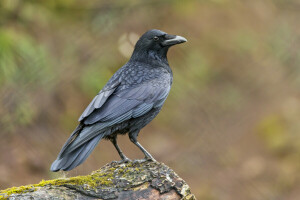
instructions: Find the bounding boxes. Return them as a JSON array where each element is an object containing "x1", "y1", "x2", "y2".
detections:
[
  {"x1": 78, "y1": 69, "x2": 122, "y2": 122},
  {"x1": 63, "y1": 80, "x2": 170, "y2": 154},
  {"x1": 83, "y1": 81, "x2": 171, "y2": 125}
]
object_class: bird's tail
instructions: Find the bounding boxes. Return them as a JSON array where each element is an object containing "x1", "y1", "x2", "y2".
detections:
[{"x1": 50, "y1": 125, "x2": 105, "y2": 172}]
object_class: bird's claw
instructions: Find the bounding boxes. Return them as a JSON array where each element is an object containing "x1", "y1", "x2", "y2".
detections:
[
  {"x1": 122, "y1": 157, "x2": 131, "y2": 163},
  {"x1": 133, "y1": 157, "x2": 156, "y2": 164},
  {"x1": 112, "y1": 157, "x2": 131, "y2": 164},
  {"x1": 145, "y1": 156, "x2": 157, "y2": 162},
  {"x1": 133, "y1": 159, "x2": 147, "y2": 164},
  {"x1": 111, "y1": 160, "x2": 122, "y2": 164}
]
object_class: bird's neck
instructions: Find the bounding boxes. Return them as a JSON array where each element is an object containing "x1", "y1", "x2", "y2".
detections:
[{"x1": 130, "y1": 49, "x2": 169, "y2": 66}]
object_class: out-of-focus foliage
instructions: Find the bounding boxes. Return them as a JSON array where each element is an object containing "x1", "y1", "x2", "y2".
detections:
[
  {"x1": 0, "y1": 29, "x2": 53, "y2": 132},
  {"x1": 0, "y1": 0, "x2": 300, "y2": 199}
]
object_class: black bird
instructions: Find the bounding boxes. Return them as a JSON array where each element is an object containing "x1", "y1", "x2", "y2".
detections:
[{"x1": 50, "y1": 29, "x2": 187, "y2": 171}]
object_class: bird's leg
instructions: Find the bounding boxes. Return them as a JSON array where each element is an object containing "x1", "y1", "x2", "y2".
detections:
[
  {"x1": 129, "y1": 131, "x2": 156, "y2": 162},
  {"x1": 110, "y1": 136, "x2": 131, "y2": 162}
]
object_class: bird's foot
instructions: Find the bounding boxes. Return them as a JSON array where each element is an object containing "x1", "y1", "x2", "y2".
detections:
[
  {"x1": 112, "y1": 157, "x2": 131, "y2": 164},
  {"x1": 133, "y1": 157, "x2": 156, "y2": 164},
  {"x1": 133, "y1": 159, "x2": 147, "y2": 164},
  {"x1": 145, "y1": 156, "x2": 157, "y2": 162},
  {"x1": 122, "y1": 157, "x2": 131, "y2": 163}
]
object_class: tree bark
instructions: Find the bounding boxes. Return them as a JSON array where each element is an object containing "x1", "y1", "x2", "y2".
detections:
[{"x1": 0, "y1": 161, "x2": 196, "y2": 200}]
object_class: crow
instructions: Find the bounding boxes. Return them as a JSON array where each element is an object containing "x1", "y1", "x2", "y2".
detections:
[{"x1": 50, "y1": 29, "x2": 187, "y2": 172}]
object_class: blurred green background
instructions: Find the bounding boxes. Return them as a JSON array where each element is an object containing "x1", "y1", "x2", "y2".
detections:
[{"x1": 0, "y1": 0, "x2": 300, "y2": 199}]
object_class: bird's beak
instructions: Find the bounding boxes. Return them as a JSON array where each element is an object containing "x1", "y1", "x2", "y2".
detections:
[{"x1": 162, "y1": 34, "x2": 187, "y2": 47}]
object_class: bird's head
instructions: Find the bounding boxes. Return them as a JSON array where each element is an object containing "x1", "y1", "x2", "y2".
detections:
[{"x1": 130, "y1": 29, "x2": 187, "y2": 63}]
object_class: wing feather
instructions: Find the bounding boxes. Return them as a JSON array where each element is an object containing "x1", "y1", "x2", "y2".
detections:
[
  {"x1": 83, "y1": 81, "x2": 170, "y2": 125},
  {"x1": 78, "y1": 72, "x2": 121, "y2": 122},
  {"x1": 132, "y1": 103, "x2": 154, "y2": 118}
]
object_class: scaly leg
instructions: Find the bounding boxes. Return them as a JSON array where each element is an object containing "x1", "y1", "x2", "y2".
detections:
[
  {"x1": 129, "y1": 130, "x2": 156, "y2": 161},
  {"x1": 110, "y1": 136, "x2": 131, "y2": 162}
]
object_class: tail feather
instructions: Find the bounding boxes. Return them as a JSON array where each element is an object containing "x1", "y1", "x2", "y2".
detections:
[
  {"x1": 57, "y1": 124, "x2": 83, "y2": 158},
  {"x1": 50, "y1": 133, "x2": 103, "y2": 172},
  {"x1": 62, "y1": 134, "x2": 102, "y2": 171},
  {"x1": 51, "y1": 146, "x2": 82, "y2": 171}
]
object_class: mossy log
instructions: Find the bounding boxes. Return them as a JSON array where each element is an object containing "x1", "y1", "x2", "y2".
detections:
[{"x1": 0, "y1": 161, "x2": 196, "y2": 200}]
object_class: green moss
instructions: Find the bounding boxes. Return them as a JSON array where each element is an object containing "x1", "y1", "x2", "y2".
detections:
[
  {"x1": 0, "y1": 168, "x2": 115, "y2": 198},
  {"x1": 0, "y1": 185, "x2": 36, "y2": 197},
  {"x1": 0, "y1": 162, "x2": 148, "y2": 198}
]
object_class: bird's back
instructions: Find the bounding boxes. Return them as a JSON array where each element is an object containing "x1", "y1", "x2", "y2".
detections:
[{"x1": 83, "y1": 61, "x2": 172, "y2": 126}]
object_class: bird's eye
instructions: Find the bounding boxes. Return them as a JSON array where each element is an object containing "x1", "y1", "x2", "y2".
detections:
[{"x1": 153, "y1": 36, "x2": 159, "y2": 41}]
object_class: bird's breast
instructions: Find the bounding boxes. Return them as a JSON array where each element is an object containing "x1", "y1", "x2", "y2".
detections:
[{"x1": 121, "y1": 65, "x2": 172, "y2": 87}]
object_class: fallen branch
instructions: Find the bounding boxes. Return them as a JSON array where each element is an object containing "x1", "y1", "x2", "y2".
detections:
[{"x1": 0, "y1": 161, "x2": 196, "y2": 199}]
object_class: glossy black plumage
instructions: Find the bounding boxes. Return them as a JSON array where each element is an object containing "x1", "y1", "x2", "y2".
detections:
[{"x1": 50, "y1": 29, "x2": 187, "y2": 171}]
